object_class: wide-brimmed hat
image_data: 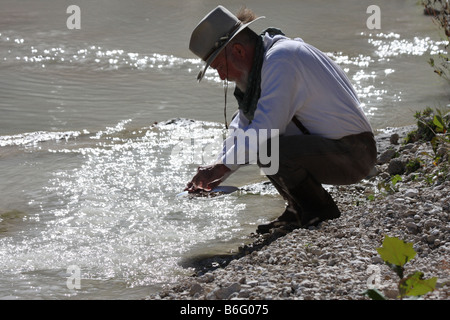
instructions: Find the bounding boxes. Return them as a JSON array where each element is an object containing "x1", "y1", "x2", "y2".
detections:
[{"x1": 189, "y1": 5, "x2": 264, "y2": 82}]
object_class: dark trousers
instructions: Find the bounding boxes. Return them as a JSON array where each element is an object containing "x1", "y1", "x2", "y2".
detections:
[{"x1": 259, "y1": 132, "x2": 377, "y2": 217}]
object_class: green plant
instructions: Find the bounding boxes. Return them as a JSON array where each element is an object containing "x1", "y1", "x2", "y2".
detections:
[
  {"x1": 364, "y1": 236, "x2": 438, "y2": 300},
  {"x1": 422, "y1": 0, "x2": 449, "y2": 80},
  {"x1": 404, "y1": 129, "x2": 418, "y2": 145},
  {"x1": 415, "y1": 107, "x2": 443, "y2": 141},
  {"x1": 405, "y1": 108, "x2": 433, "y2": 144},
  {"x1": 406, "y1": 107, "x2": 450, "y2": 157},
  {"x1": 406, "y1": 158, "x2": 422, "y2": 173},
  {"x1": 377, "y1": 174, "x2": 402, "y2": 195},
  {"x1": 390, "y1": 174, "x2": 402, "y2": 187}
]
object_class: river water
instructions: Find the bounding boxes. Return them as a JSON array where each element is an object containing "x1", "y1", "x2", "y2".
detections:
[{"x1": 0, "y1": 0, "x2": 448, "y2": 299}]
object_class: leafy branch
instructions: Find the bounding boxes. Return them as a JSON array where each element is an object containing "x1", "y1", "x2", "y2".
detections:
[{"x1": 422, "y1": 0, "x2": 450, "y2": 80}]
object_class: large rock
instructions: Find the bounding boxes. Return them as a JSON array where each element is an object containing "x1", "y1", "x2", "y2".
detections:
[
  {"x1": 387, "y1": 158, "x2": 405, "y2": 175},
  {"x1": 378, "y1": 149, "x2": 397, "y2": 164}
]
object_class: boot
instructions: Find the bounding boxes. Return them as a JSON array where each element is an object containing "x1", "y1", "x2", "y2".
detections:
[
  {"x1": 256, "y1": 205, "x2": 302, "y2": 234},
  {"x1": 288, "y1": 174, "x2": 341, "y2": 228}
]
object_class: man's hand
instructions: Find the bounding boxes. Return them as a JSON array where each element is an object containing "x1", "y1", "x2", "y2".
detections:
[{"x1": 185, "y1": 164, "x2": 231, "y2": 193}]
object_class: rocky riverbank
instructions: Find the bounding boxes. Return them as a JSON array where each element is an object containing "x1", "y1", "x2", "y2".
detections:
[{"x1": 147, "y1": 124, "x2": 449, "y2": 300}]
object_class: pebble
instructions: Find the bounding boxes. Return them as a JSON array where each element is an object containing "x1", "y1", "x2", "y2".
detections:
[
  {"x1": 406, "y1": 222, "x2": 419, "y2": 234},
  {"x1": 189, "y1": 283, "x2": 203, "y2": 296},
  {"x1": 390, "y1": 133, "x2": 400, "y2": 145},
  {"x1": 405, "y1": 188, "x2": 419, "y2": 198},
  {"x1": 148, "y1": 125, "x2": 450, "y2": 301},
  {"x1": 213, "y1": 283, "x2": 241, "y2": 299},
  {"x1": 378, "y1": 149, "x2": 396, "y2": 164}
]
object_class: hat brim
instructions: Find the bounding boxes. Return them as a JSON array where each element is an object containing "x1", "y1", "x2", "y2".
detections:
[{"x1": 196, "y1": 16, "x2": 265, "y2": 82}]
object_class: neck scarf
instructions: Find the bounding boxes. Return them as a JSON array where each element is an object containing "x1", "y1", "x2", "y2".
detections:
[{"x1": 233, "y1": 28, "x2": 285, "y2": 122}]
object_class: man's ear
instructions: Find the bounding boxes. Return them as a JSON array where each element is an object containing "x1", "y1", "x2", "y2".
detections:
[{"x1": 231, "y1": 43, "x2": 246, "y2": 60}]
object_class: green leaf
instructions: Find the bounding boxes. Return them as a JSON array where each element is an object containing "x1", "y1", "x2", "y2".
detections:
[
  {"x1": 391, "y1": 175, "x2": 402, "y2": 187},
  {"x1": 376, "y1": 236, "x2": 416, "y2": 268},
  {"x1": 363, "y1": 288, "x2": 387, "y2": 300},
  {"x1": 433, "y1": 115, "x2": 444, "y2": 131},
  {"x1": 399, "y1": 271, "x2": 437, "y2": 297}
]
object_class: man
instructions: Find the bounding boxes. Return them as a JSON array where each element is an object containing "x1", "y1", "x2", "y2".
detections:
[{"x1": 186, "y1": 6, "x2": 377, "y2": 233}]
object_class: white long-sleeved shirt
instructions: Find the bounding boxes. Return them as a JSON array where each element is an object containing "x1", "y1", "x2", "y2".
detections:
[{"x1": 217, "y1": 34, "x2": 373, "y2": 171}]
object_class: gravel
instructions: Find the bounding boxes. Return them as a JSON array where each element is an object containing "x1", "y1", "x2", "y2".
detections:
[{"x1": 147, "y1": 125, "x2": 449, "y2": 300}]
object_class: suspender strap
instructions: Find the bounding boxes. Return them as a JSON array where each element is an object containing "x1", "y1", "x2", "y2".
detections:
[{"x1": 292, "y1": 116, "x2": 310, "y2": 135}]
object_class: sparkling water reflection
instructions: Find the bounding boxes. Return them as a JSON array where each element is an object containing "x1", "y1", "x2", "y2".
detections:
[{"x1": 0, "y1": 119, "x2": 280, "y2": 298}]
